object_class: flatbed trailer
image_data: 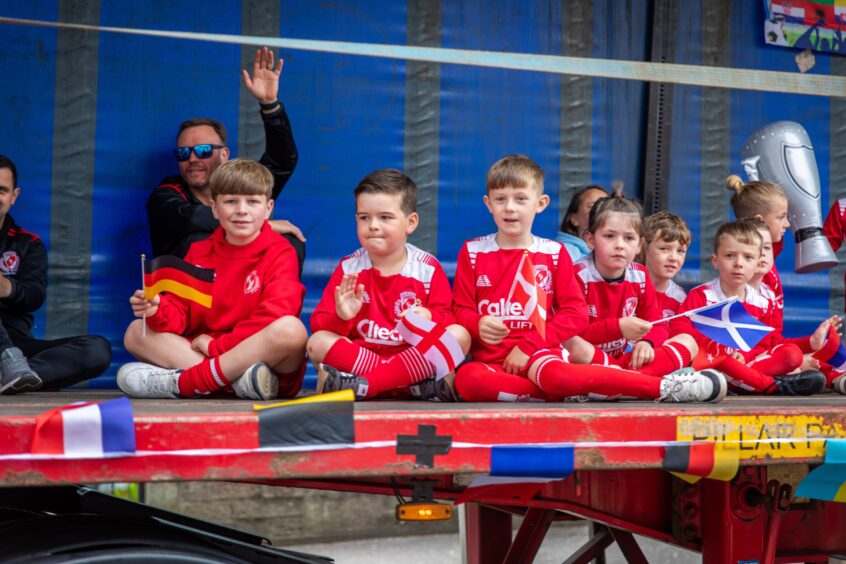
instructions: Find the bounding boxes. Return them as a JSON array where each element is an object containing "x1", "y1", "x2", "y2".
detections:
[{"x1": 2, "y1": 391, "x2": 846, "y2": 563}]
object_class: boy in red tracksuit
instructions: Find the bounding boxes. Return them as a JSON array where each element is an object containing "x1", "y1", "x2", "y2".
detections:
[
  {"x1": 670, "y1": 220, "x2": 824, "y2": 396},
  {"x1": 452, "y1": 154, "x2": 726, "y2": 403},
  {"x1": 308, "y1": 169, "x2": 470, "y2": 400},
  {"x1": 118, "y1": 158, "x2": 307, "y2": 400}
]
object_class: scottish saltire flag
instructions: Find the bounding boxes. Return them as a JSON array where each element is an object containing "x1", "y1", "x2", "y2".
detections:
[
  {"x1": 454, "y1": 445, "x2": 574, "y2": 505},
  {"x1": 31, "y1": 397, "x2": 136, "y2": 458},
  {"x1": 796, "y1": 439, "x2": 846, "y2": 503},
  {"x1": 688, "y1": 298, "x2": 773, "y2": 352},
  {"x1": 506, "y1": 251, "x2": 548, "y2": 339},
  {"x1": 396, "y1": 310, "x2": 465, "y2": 380},
  {"x1": 812, "y1": 326, "x2": 846, "y2": 371}
]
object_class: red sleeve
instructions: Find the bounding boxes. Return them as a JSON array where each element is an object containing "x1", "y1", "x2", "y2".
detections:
[
  {"x1": 824, "y1": 201, "x2": 844, "y2": 253},
  {"x1": 309, "y1": 263, "x2": 356, "y2": 336},
  {"x1": 578, "y1": 276, "x2": 623, "y2": 345},
  {"x1": 517, "y1": 249, "x2": 588, "y2": 355},
  {"x1": 426, "y1": 263, "x2": 457, "y2": 327},
  {"x1": 639, "y1": 276, "x2": 668, "y2": 346},
  {"x1": 207, "y1": 244, "x2": 304, "y2": 357},
  {"x1": 669, "y1": 292, "x2": 700, "y2": 341},
  {"x1": 452, "y1": 244, "x2": 483, "y2": 340},
  {"x1": 145, "y1": 294, "x2": 190, "y2": 335}
]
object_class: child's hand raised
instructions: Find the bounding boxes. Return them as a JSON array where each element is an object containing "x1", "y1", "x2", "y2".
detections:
[
  {"x1": 335, "y1": 274, "x2": 365, "y2": 321},
  {"x1": 479, "y1": 315, "x2": 509, "y2": 345},
  {"x1": 503, "y1": 345, "x2": 530, "y2": 374},
  {"x1": 619, "y1": 317, "x2": 652, "y2": 340},
  {"x1": 129, "y1": 289, "x2": 159, "y2": 318},
  {"x1": 809, "y1": 315, "x2": 843, "y2": 352}
]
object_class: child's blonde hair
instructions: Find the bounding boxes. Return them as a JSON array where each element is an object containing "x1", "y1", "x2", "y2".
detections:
[
  {"x1": 713, "y1": 219, "x2": 763, "y2": 255},
  {"x1": 486, "y1": 154, "x2": 544, "y2": 194},
  {"x1": 726, "y1": 174, "x2": 786, "y2": 218},
  {"x1": 586, "y1": 181, "x2": 643, "y2": 235},
  {"x1": 210, "y1": 158, "x2": 273, "y2": 199}
]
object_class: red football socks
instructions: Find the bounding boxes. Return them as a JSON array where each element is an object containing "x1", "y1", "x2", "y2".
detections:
[
  {"x1": 324, "y1": 338, "x2": 380, "y2": 374},
  {"x1": 455, "y1": 362, "x2": 551, "y2": 402},
  {"x1": 178, "y1": 357, "x2": 227, "y2": 397},
  {"x1": 362, "y1": 346, "x2": 435, "y2": 397},
  {"x1": 709, "y1": 356, "x2": 775, "y2": 393},
  {"x1": 747, "y1": 343, "x2": 803, "y2": 376},
  {"x1": 635, "y1": 341, "x2": 692, "y2": 376},
  {"x1": 533, "y1": 355, "x2": 661, "y2": 399}
]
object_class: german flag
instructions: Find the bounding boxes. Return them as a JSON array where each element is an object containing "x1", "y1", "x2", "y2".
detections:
[
  {"x1": 663, "y1": 441, "x2": 739, "y2": 482},
  {"x1": 256, "y1": 390, "x2": 355, "y2": 448},
  {"x1": 144, "y1": 255, "x2": 214, "y2": 308}
]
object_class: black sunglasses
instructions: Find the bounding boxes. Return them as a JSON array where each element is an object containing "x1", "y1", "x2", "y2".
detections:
[{"x1": 173, "y1": 144, "x2": 224, "y2": 162}]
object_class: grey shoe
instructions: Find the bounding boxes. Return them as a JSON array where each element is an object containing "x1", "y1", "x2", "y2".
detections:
[
  {"x1": 658, "y1": 368, "x2": 727, "y2": 403},
  {"x1": 0, "y1": 347, "x2": 41, "y2": 395},
  {"x1": 232, "y1": 363, "x2": 279, "y2": 400},
  {"x1": 317, "y1": 364, "x2": 369, "y2": 399},
  {"x1": 116, "y1": 362, "x2": 181, "y2": 399},
  {"x1": 409, "y1": 373, "x2": 460, "y2": 402},
  {"x1": 832, "y1": 373, "x2": 846, "y2": 395}
]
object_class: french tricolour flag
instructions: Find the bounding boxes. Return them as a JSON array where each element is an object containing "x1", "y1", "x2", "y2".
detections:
[
  {"x1": 31, "y1": 397, "x2": 136, "y2": 459},
  {"x1": 396, "y1": 310, "x2": 465, "y2": 380},
  {"x1": 688, "y1": 298, "x2": 773, "y2": 352}
]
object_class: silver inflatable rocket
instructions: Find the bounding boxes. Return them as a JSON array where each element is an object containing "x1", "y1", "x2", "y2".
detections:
[{"x1": 741, "y1": 121, "x2": 837, "y2": 274}]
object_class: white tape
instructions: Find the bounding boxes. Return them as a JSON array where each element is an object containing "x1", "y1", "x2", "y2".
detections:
[{"x1": 2, "y1": 16, "x2": 844, "y2": 98}]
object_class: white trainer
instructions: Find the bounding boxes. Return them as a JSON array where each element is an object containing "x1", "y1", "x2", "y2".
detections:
[
  {"x1": 658, "y1": 368, "x2": 727, "y2": 403},
  {"x1": 832, "y1": 373, "x2": 846, "y2": 395},
  {"x1": 232, "y1": 363, "x2": 279, "y2": 400},
  {"x1": 117, "y1": 362, "x2": 181, "y2": 399}
]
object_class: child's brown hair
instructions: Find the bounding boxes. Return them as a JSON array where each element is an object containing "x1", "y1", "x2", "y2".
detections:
[
  {"x1": 726, "y1": 174, "x2": 787, "y2": 219},
  {"x1": 354, "y1": 169, "x2": 418, "y2": 216},
  {"x1": 586, "y1": 181, "x2": 643, "y2": 235},
  {"x1": 713, "y1": 219, "x2": 763, "y2": 255},
  {"x1": 642, "y1": 211, "x2": 691, "y2": 248},
  {"x1": 210, "y1": 158, "x2": 273, "y2": 199},
  {"x1": 560, "y1": 185, "x2": 608, "y2": 235},
  {"x1": 486, "y1": 154, "x2": 544, "y2": 195}
]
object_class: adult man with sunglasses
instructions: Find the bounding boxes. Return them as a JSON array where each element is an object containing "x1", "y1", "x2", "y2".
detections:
[
  {"x1": 147, "y1": 47, "x2": 305, "y2": 273},
  {"x1": 0, "y1": 155, "x2": 112, "y2": 394}
]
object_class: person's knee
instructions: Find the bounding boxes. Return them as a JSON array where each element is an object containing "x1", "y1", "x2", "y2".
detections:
[
  {"x1": 306, "y1": 331, "x2": 337, "y2": 362},
  {"x1": 267, "y1": 316, "x2": 308, "y2": 349},
  {"x1": 669, "y1": 333, "x2": 698, "y2": 357},
  {"x1": 123, "y1": 320, "x2": 144, "y2": 355},
  {"x1": 446, "y1": 324, "x2": 472, "y2": 354},
  {"x1": 563, "y1": 336, "x2": 593, "y2": 364}
]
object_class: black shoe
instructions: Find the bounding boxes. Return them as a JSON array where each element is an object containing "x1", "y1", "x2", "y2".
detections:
[
  {"x1": 410, "y1": 374, "x2": 460, "y2": 402},
  {"x1": 772, "y1": 370, "x2": 826, "y2": 396},
  {"x1": 317, "y1": 364, "x2": 369, "y2": 399}
]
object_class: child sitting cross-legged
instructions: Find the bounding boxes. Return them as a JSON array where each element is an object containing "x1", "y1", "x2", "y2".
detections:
[
  {"x1": 452, "y1": 155, "x2": 725, "y2": 403},
  {"x1": 307, "y1": 169, "x2": 471, "y2": 401},
  {"x1": 118, "y1": 158, "x2": 308, "y2": 399},
  {"x1": 641, "y1": 211, "x2": 690, "y2": 320},
  {"x1": 670, "y1": 219, "x2": 825, "y2": 396}
]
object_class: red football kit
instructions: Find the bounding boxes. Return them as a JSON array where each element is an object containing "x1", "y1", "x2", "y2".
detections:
[
  {"x1": 312, "y1": 244, "x2": 457, "y2": 398},
  {"x1": 670, "y1": 278, "x2": 800, "y2": 393},
  {"x1": 147, "y1": 222, "x2": 305, "y2": 398},
  {"x1": 148, "y1": 222, "x2": 303, "y2": 357},
  {"x1": 657, "y1": 279, "x2": 686, "y2": 319},
  {"x1": 452, "y1": 235, "x2": 674, "y2": 403}
]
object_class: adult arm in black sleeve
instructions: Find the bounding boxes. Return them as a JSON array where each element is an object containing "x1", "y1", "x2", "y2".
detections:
[
  {"x1": 147, "y1": 179, "x2": 219, "y2": 257},
  {"x1": 259, "y1": 103, "x2": 298, "y2": 201},
  {"x1": 2, "y1": 236, "x2": 47, "y2": 314}
]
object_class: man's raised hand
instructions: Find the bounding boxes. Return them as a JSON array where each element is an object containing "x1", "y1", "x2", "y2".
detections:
[{"x1": 242, "y1": 47, "x2": 282, "y2": 105}]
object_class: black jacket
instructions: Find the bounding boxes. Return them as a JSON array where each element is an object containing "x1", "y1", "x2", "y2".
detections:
[
  {"x1": 0, "y1": 214, "x2": 47, "y2": 337},
  {"x1": 147, "y1": 103, "x2": 298, "y2": 258}
]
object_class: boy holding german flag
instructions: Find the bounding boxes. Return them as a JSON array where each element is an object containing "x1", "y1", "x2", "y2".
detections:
[{"x1": 119, "y1": 158, "x2": 307, "y2": 400}]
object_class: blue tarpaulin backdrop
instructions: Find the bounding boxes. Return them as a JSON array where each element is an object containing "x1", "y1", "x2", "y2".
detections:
[{"x1": 0, "y1": 1, "x2": 843, "y2": 387}]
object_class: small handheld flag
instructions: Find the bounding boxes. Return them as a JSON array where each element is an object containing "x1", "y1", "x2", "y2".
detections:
[
  {"x1": 812, "y1": 326, "x2": 846, "y2": 371},
  {"x1": 143, "y1": 255, "x2": 215, "y2": 308},
  {"x1": 686, "y1": 298, "x2": 773, "y2": 352},
  {"x1": 396, "y1": 310, "x2": 465, "y2": 380},
  {"x1": 505, "y1": 251, "x2": 548, "y2": 340},
  {"x1": 31, "y1": 397, "x2": 136, "y2": 459}
]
